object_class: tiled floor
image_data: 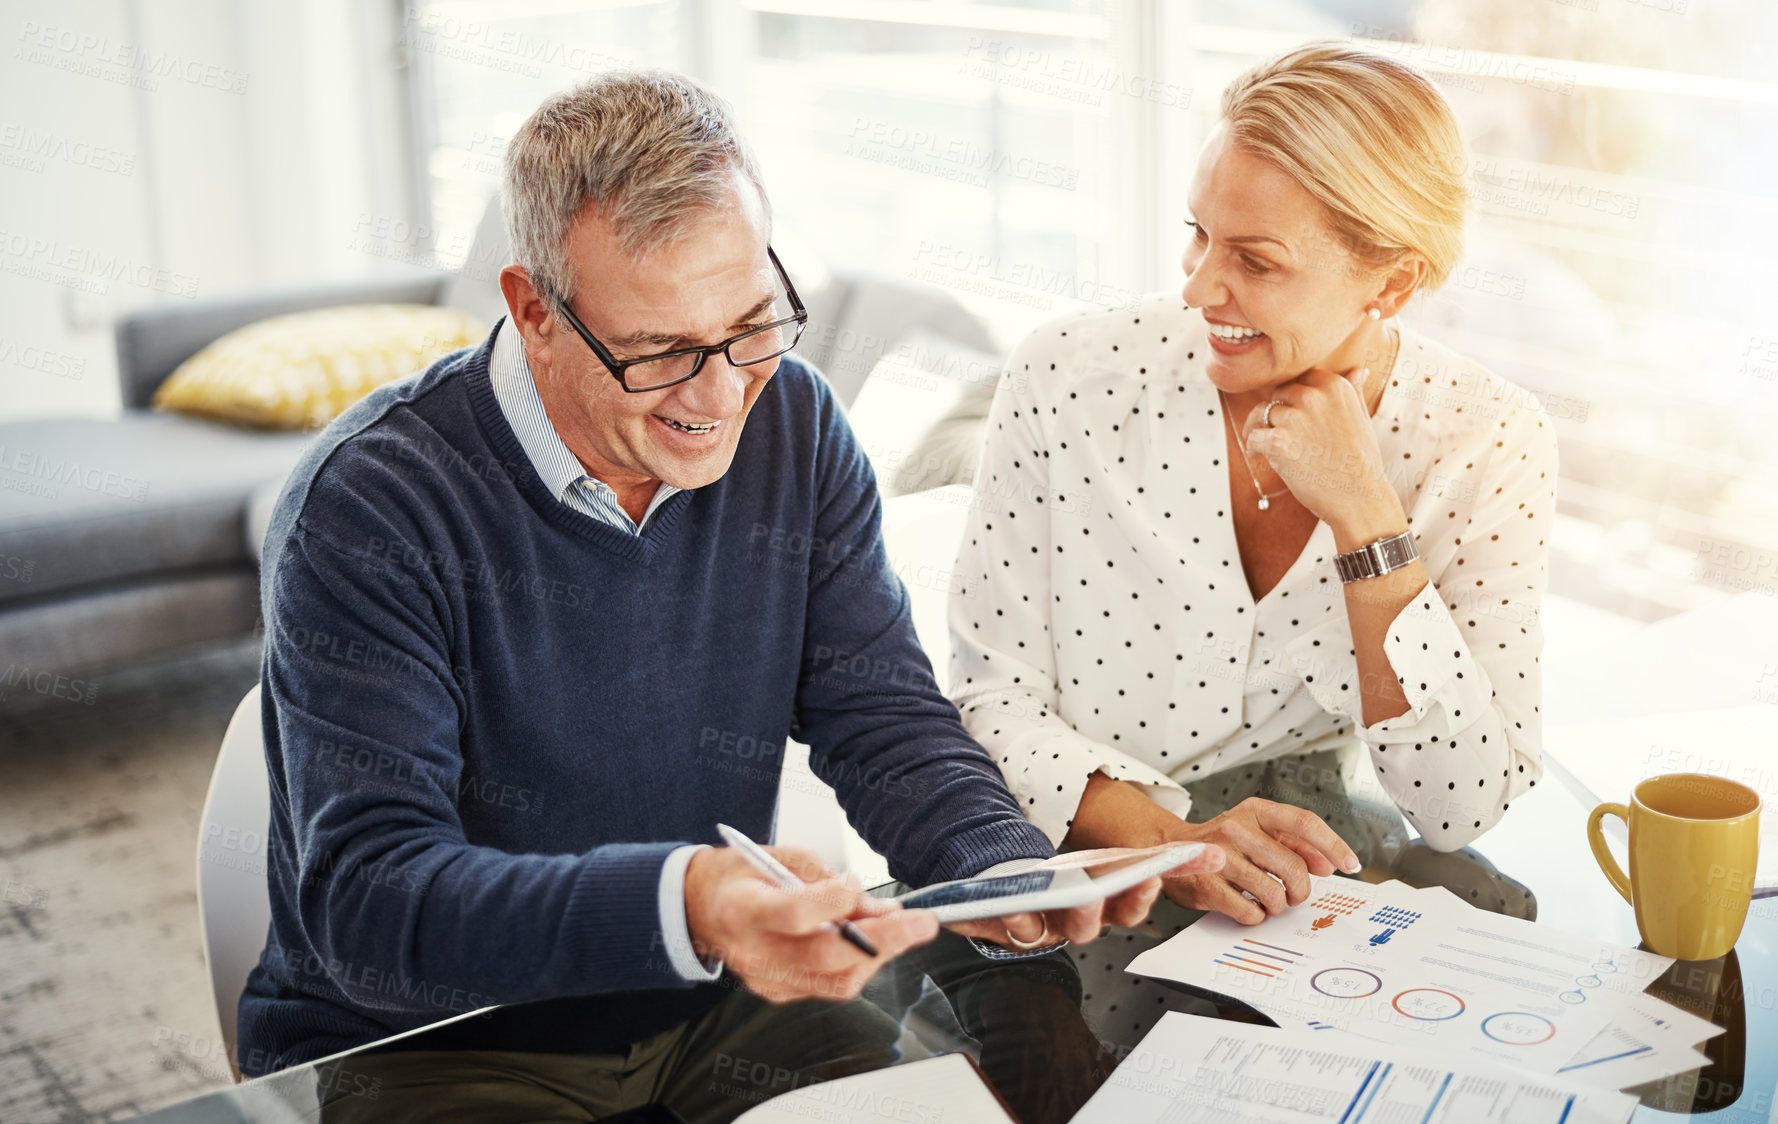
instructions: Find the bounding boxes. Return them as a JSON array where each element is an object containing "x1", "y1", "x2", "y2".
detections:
[{"x1": 0, "y1": 638, "x2": 261, "y2": 1123}]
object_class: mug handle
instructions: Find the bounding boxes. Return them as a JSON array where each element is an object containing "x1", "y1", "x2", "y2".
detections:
[{"x1": 1587, "y1": 803, "x2": 1633, "y2": 904}]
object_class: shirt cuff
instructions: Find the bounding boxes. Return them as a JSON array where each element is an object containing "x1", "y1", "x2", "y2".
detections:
[
  {"x1": 659, "y1": 844, "x2": 723, "y2": 982},
  {"x1": 1284, "y1": 581, "x2": 1482, "y2": 737},
  {"x1": 1354, "y1": 585, "x2": 1488, "y2": 740},
  {"x1": 995, "y1": 725, "x2": 1193, "y2": 847}
]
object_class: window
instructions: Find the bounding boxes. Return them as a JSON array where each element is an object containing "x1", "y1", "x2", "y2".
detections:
[{"x1": 406, "y1": 0, "x2": 1778, "y2": 622}]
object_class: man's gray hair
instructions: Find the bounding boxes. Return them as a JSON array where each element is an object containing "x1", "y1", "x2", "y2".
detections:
[{"x1": 502, "y1": 69, "x2": 770, "y2": 304}]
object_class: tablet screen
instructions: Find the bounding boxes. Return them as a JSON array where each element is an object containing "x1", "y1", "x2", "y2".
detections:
[
  {"x1": 893, "y1": 844, "x2": 1203, "y2": 922},
  {"x1": 897, "y1": 870, "x2": 1056, "y2": 912}
]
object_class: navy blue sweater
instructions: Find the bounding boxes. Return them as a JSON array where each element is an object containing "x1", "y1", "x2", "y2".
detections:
[{"x1": 237, "y1": 328, "x2": 1054, "y2": 1076}]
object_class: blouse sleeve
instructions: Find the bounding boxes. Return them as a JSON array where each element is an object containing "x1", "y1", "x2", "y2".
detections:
[
  {"x1": 948, "y1": 333, "x2": 1194, "y2": 846},
  {"x1": 1286, "y1": 401, "x2": 1559, "y2": 851}
]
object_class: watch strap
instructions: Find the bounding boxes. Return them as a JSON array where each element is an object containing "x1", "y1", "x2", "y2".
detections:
[{"x1": 1335, "y1": 530, "x2": 1419, "y2": 583}]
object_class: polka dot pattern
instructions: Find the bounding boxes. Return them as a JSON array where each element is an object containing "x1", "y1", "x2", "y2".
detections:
[{"x1": 947, "y1": 295, "x2": 1557, "y2": 852}]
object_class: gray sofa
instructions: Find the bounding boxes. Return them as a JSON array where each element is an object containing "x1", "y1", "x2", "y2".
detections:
[
  {"x1": 0, "y1": 273, "x2": 451, "y2": 684},
  {"x1": 0, "y1": 223, "x2": 997, "y2": 686}
]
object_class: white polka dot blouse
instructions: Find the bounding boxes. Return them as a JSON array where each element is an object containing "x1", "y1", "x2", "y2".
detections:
[{"x1": 947, "y1": 295, "x2": 1559, "y2": 853}]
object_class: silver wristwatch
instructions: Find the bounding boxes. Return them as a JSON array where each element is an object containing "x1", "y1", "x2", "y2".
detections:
[{"x1": 1334, "y1": 530, "x2": 1419, "y2": 583}]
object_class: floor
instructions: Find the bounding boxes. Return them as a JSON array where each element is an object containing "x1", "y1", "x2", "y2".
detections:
[{"x1": 0, "y1": 638, "x2": 262, "y2": 1123}]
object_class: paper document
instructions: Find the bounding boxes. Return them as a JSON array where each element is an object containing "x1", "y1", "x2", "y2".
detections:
[
  {"x1": 1071, "y1": 1011, "x2": 1637, "y2": 1123},
  {"x1": 1556, "y1": 991, "x2": 1720, "y2": 1089},
  {"x1": 1127, "y1": 876, "x2": 1673, "y2": 1076},
  {"x1": 732, "y1": 1052, "x2": 1013, "y2": 1123}
]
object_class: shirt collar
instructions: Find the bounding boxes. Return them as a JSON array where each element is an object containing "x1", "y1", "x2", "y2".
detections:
[
  {"x1": 487, "y1": 318, "x2": 682, "y2": 521},
  {"x1": 490, "y1": 318, "x2": 601, "y2": 503}
]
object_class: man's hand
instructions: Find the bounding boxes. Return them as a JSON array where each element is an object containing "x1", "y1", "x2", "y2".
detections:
[
  {"x1": 946, "y1": 844, "x2": 1224, "y2": 949},
  {"x1": 1065, "y1": 774, "x2": 1361, "y2": 926},
  {"x1": 683, "y1": 845, "x2": 939, "y2": 1003}
]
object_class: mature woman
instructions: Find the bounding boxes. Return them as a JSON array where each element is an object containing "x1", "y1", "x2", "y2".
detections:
[{"x1": 949, "y1": 43, "x2": 1556, "y2": 926}]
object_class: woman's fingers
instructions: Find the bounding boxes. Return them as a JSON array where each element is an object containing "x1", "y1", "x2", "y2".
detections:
[
  {"x1": 1266, "y1": 380, "x2": 1309, "y2": 408},
  {"x1": 1172, "y1": 842, "x2": 1228, "y2": 878},
  {"x1": 1337, "y1": 366, "x2": 1371, "y2": 401},
  {"x1": 1207, "y1": 844, "x2": 1294, "y2": 913},
  {"x1": 1275, "y1": 831, "x2": 1339, "y2": 878},
  {"x1": 1244, "y1": 798, "x2": 1362, "y2": 874},
  {"x1": 1222, "y1": 818, "x2": 1320, "y2": 906},
  {"x1": 1166, "y1": 873, "x2": 1265, "y2": 925}
]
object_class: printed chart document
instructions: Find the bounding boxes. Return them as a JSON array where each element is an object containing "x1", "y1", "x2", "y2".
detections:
[
  {"x1": 1556, "y1": 991, "x2": 1720, "y2": 1089},
  {"x1": 1071, "y1": 1011, "x2": 1637, "y2": 1123},
  {"x1": 1127, "y1": 875, "x2": 1676, "y2": 1077},
  {"x1": 733, "y1": 1052, "x2": 1014, "y2": 1124}
]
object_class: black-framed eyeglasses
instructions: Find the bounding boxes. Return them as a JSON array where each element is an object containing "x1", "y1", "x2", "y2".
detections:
[{"x1": 547, "y1": 246, "x2": 809, "y2": 393}]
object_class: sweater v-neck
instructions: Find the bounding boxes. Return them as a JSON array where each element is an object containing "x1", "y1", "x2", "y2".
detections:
[{"x1": 461, "y1": 338, "x2": 692, "y2": 565}]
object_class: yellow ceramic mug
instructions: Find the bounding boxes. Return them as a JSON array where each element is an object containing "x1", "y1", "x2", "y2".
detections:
[{"x1": 1587, "y1": 773, "x2": 1761, "y2": 961}]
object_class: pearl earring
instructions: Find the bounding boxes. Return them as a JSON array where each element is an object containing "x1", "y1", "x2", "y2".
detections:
[{"x1": 1367, "y1": 307, "x2": 1381, "y2": 321}]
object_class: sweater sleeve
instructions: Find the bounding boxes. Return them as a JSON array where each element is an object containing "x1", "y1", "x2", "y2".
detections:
[
  {"x1": 791, "y1": 382, "x2": 1055, "y2": 887},
  {"x1": 947, "y1": 338, "x2": 1195, "y2": 846},
  {"x1": 263, "y1": 520, "x2": 702, "y2": 1017}
]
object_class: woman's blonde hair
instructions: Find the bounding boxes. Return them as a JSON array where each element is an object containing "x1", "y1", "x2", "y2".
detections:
[{"x1": 1219, "y1": 42, "x2": 1468, "y2": 290}]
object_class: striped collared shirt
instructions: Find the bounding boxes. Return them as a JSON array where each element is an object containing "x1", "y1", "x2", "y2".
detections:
[{"x1": 488, "y1": 318, "x2": 683, "y2": 535}]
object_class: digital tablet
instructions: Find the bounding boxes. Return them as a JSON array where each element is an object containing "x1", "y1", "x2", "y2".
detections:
[{"x1": 894, "y1": 843, "x2": 1207, "y2": 922}]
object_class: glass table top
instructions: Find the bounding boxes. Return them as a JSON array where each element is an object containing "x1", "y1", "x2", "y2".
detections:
[{"x1": 132, "y1": 741, "x2": 1772, "y2": 1123}]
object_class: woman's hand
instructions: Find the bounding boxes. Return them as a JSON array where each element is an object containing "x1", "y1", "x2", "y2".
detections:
[
  {"x1": 1065, "y1": 773, "x2": 1360, "y2": 925},
  {"x1": 1241, "y1": 367, "x2": 1404, "y2": 546},
  {"x1": 1161, "y1": 798, "x2": 1361, "y2": 923}
]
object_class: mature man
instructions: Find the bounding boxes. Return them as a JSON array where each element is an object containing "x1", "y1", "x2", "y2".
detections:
[{"x1": 240, "y1": 70, "x2": 1216, "y2": 1117}]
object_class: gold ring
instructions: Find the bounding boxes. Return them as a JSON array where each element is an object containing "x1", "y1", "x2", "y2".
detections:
[{"x1": 1003, "y1": 916, "x2": 1051, "y2": 950}]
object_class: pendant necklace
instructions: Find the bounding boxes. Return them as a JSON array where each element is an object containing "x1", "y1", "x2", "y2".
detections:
[
  {"x1": 1222, "y1": 327, "x2": 1397, "y2": 513},
  {"x1": 1224, "y1": 413, "x2": 1290, "y2": 511}
]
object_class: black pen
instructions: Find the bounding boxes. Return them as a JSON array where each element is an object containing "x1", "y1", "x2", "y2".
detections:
[{"x1": 715, "y1": 823, "x2": 879, "y2": 957}]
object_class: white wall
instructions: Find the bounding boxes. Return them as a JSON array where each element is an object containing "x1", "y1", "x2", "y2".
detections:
[{"x1": 0, "y1": 0, "x2": 416, "y2": 421}]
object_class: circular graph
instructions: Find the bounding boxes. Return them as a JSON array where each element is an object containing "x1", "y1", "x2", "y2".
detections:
[
  {"x1": 1481, "y1": 1011, "x2": 1557, "y2": 1046},
  {"x1": 1560, "y1": 965, "x2": 1614, "y2": 1005},
  {"x1": 1311, "y1": 968, "x2": 1382, "y2": 999},
  {"x1": 1391, "y1": 988, "x2": 1466, "y2": 1021}
]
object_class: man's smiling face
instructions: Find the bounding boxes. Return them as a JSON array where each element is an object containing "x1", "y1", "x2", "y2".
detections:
[{"x1": 521, "y1": 169, "x2": 784, "y2": 505}]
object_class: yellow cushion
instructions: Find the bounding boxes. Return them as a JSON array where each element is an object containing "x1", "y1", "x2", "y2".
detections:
[{"x1": 153, "y1": 304, "x2": 485, "y2": 430}]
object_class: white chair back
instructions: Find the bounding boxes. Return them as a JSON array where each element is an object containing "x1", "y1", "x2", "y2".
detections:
[{"x1": 195, "y1": 684, "x2": 272, "y2": 1080}]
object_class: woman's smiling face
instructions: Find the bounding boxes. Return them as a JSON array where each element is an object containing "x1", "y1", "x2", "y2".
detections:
[{"x1": 1181, "y1": 121, "x2": 1389, "y2": 394}]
